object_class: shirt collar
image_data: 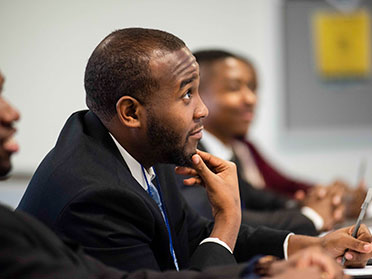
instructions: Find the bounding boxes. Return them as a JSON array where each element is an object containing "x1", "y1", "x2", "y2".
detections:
[
  {"x1": 200, "y1": 130, "x2": 233, "y2": 161},
  {"x1": 109, "y1": 133, "x2": 155, "y2": 191}
]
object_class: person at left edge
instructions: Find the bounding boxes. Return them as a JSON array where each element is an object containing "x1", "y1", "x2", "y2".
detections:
[{"x1": 18, "y1": 27, "x2": 372, "y2": 273}]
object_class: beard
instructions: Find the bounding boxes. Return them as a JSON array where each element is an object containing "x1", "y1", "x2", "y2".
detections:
[{"x1": 146, "y1": 111, "x2": 195, "y2": 167}]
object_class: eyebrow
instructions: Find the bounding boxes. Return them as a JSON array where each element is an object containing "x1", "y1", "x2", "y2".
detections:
[{"x1": 180, "y1": 74, "x2": 198, "y2": 89}]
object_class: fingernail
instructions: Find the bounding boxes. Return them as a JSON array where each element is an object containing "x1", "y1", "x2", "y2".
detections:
[
  {"x1": 345, "y1": 253, "x2": 353, "y2": 260},
  {"x1": 192, "y1": 155, "x2": 200, "y2": 164}
]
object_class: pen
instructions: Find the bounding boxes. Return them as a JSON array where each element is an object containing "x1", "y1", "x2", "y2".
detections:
[{"x1": 341, "y1": 188, "x2": 372, "y2": 266}]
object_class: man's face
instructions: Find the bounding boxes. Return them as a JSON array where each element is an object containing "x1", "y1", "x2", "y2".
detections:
[
  {"x1": 200, "y1": 57, "x2": 257, "y2": 140},
  {"x1": 0, "y1": 74, "x2": 20, "y2": 177},
  {"x1": 144, "y1": 47, "x2": 208, "y2": 166}
]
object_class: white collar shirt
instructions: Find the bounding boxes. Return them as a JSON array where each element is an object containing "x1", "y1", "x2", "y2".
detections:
[{"x1": 109, "y1": 133, "x2": 155, "y2": 192}]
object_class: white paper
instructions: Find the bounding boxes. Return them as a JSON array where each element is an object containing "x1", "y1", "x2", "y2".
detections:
[{"x1": 344, "y1": 265, "x2": 372, "y2": 276}]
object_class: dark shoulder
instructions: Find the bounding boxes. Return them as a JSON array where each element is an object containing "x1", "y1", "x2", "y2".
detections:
[{"x1": 0, "y1": 204, "x2": 65, "y2": 245}]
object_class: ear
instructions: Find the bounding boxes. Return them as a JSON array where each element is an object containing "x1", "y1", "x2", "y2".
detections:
[{"x1": 116, "y1": 96, "x2": 143, "y2": 128}]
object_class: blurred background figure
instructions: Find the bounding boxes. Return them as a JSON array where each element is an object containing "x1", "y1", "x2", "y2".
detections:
[
  {"x1": 0, "y1": 73, "x2": 20, "y2": 178},
  {"x1": 179, "y1": 49, "x2": 365, "y2": 234}
]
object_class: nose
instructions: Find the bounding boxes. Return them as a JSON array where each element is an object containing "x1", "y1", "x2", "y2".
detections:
[
  {"x1": 194, "y1": 93, "x2": 209, "y2": 120},
  {"x1": 0, "y1": 98, "x2": 20, "y2": 124},
  {"x1": 242, "y1": 88, "x2": 256, "y2": 106}
]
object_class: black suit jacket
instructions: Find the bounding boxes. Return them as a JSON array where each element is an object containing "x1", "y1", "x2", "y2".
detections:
[
  {"x1": 179, "y1": 143, "x2": 317, "y2": 236},
  {"x1": 0, "y1": 203, "x2": 253, "y2": 279},
  {"x1": 18, "y1": 110, "x2": 289, "y2": 272}
]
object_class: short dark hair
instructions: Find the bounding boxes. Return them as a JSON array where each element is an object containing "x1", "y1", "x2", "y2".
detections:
[
  {"x1": 193, "y1": 49, "x2": 239, "y2": 64},
  {"x1": 193, "y1": 49, "x2": 257, "y2": 91},
  {"x1": 85, "y1": 27, "x2": 186, "y2": 122}
]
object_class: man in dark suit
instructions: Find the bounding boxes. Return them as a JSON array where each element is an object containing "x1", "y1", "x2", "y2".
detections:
[
  {"x1": 0, "y1": 71, "x2": 348, "y2": 279},
  {"x1": 0, "y1": 72, "x2": 235, "y2": 278},
  {"x1": 18, "y1": 28, "x2": 372, "y2": 273},
  {"x1": 0, "y1": 72, "x2": 244, "y2": 279}
]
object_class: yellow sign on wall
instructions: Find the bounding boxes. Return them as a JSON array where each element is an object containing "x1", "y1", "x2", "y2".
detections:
[{"x1": 313, "y1": 10, "x2": 371, "y2": 78}]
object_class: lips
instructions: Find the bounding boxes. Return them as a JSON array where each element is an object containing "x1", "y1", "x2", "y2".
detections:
[
  {"x1": 242, "y1": 111, "x2": 253, "y2": 121},
  {"x1": 239, "y1": 107, "x2": 255, "y2": 122},
  {"x1": 189, "y1": 126, "x2": 204, "y2": 140}
]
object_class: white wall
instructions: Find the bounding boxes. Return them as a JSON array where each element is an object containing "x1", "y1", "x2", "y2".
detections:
[{"x1": 0, "y1": 0, "x2": 371, "y2": 207}]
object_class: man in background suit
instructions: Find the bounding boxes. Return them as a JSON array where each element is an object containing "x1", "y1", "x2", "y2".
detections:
[
  {"x1": 0, "y1": 71, "x2": 348, "y2": 279},
  {"x1": 179, "y1": 49, "x2": 344, "y2": 235},
  {"x1": 18, "y1": 28, "x2": 372, "y2": 274},
  {"x1": 193, "y1": 49, "x2": 364, "y2": 215}
]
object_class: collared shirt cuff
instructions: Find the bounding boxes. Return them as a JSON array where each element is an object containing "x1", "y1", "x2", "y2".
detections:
[
  {"x1": 199, "y1": 237, "x2": 233, "y2": 254},
  {"x1": 301, "y1": 206, "x2": 324, "y2": 231},
  {"x1": 283, "y1": 233, "x2": 294, "y2": 260}
]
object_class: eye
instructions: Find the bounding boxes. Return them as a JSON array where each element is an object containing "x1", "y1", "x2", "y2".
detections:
[
  {"x1": 182, "y1": 89, "x2": 192, "y2": 100},
  {"x1": 247, "y1": 81, "x2": 257, "y2": 92},
  {"x1": 227, "y1": 81, "x2": 241, "y2": 92}
]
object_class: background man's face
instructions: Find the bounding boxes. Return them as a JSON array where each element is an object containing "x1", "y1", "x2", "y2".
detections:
[
  {"x1": 0, "y1": 74, "x2": 20, "y2": 177},
  {"x1": 200, "y1": 57, "x2": 257, "y2": 140},
  {"x1": 144, "y1": 48, "x2": 208, "y2": 166}
]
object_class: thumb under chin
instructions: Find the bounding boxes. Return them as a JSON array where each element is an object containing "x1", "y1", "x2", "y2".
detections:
[{"x1": 192, "y1": 154, "x2": 200, "y2": 165}]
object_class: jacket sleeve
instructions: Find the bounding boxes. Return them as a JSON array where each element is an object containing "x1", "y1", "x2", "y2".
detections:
[
  {"x1": 241, "y1": 209, "x2": 317, "y2": 236},
  {"x1": 234, "y1": 224, "x2": 290, "y2": 261}
]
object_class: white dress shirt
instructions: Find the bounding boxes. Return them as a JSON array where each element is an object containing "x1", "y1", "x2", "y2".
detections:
[{"x1": 109, "y1": 133, "x2": 233, "y2": 254}]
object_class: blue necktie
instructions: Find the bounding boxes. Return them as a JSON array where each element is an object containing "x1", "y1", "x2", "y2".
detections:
[
  {"x1": 148, "y1": 183, "x2": 166, "y2": 221},
  {"x1": 142, "y1": 167, "x2": 179, "y2": 271}
]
